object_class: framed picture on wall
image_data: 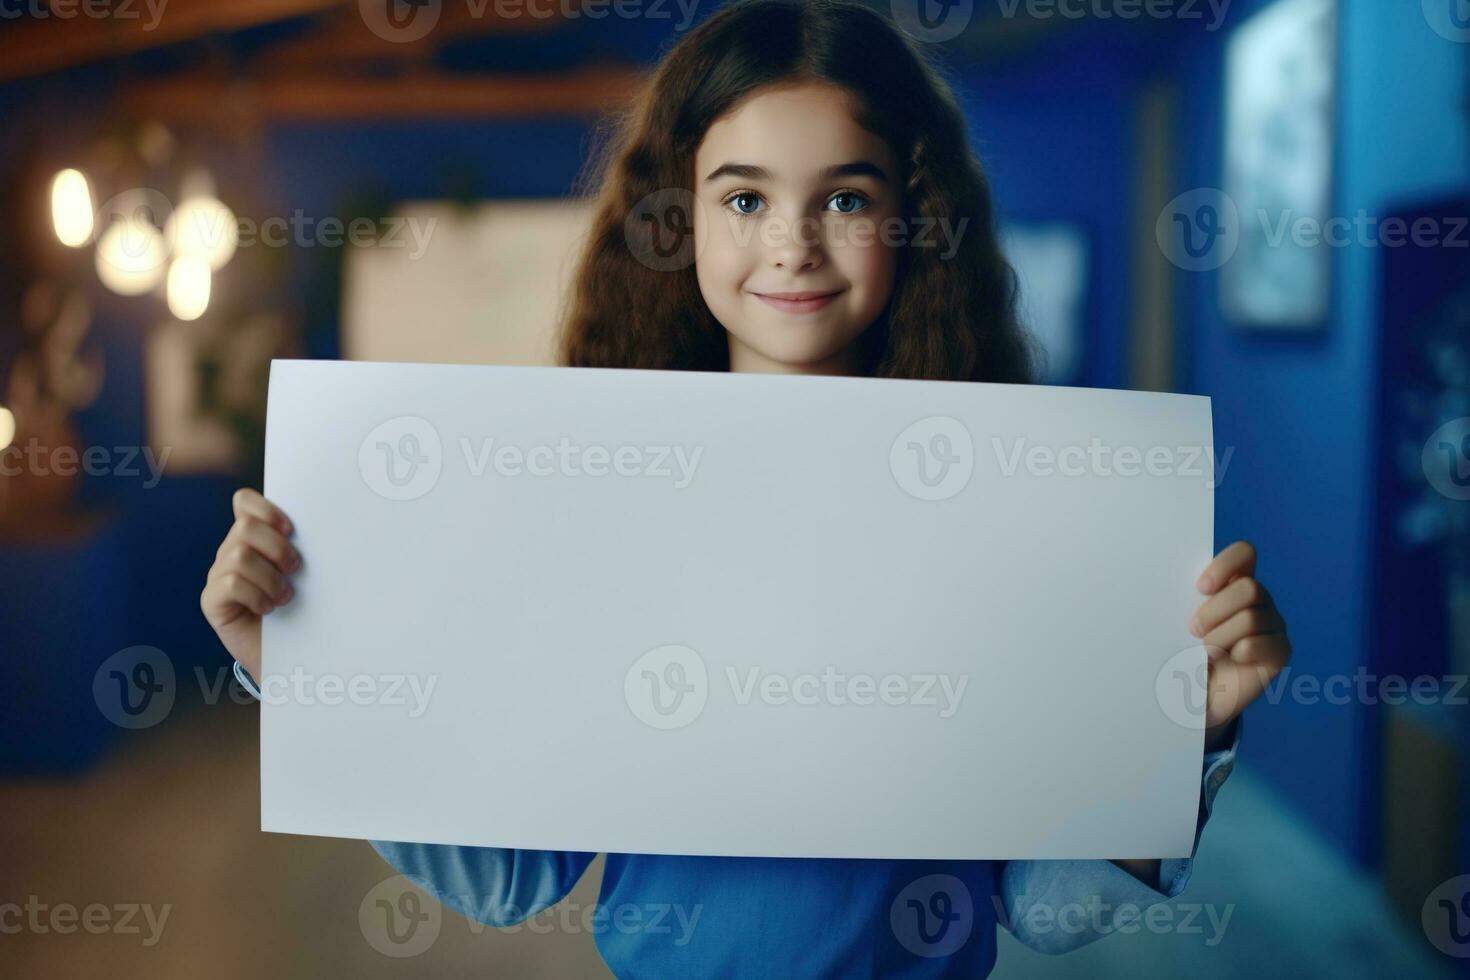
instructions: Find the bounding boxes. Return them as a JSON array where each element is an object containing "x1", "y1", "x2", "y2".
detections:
[
  {"x1": 341, "y1": 199, "x2": 592, "y2": 367},
  {"x1": 1221, "y1": 0, "x2": 1336, "y2": 329},
  {"x1": 1000, "y1": 223, "x2": 1089, "y2": 386}
]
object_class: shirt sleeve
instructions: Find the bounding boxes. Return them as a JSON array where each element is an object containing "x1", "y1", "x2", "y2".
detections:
[
  {"x1": 233, "y1": 659, "x2": 263, "y2": 699},
  {"x1": 996, "y1": 718, "x2": 1241, "y2": 955},
  {"x1": 232, "y1": 661, "x2": 597, "y2": 926},
  {"x1": 368, "y1": 840, "x2": 599, "y2": 927}
]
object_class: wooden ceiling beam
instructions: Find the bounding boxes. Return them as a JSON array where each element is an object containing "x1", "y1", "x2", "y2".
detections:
[
  {"x1": 255, "y1": 0, "x2": 576, "y2": 69},
  {"x1": 118, "y1": 65, "x2": 646, "y2": 121},
  {"x1": 251, "y1": 1, "x2": 570, "y2": 73},
  {"x1": 0, "y1": 0, "x2": 353, "y2": 82}
]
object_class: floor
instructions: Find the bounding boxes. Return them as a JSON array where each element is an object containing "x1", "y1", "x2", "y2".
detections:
[{"x1": 1, "y1": 694, "x2": 1453, "y2": 978}]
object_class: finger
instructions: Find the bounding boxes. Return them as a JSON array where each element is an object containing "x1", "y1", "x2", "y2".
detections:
[
  {"x1": 1229, "y1": 631, "x2": 1292, "y2": 668},
  {"x1": 1204, "y1": 657, "x2": 1274, "y2": 728},
  {"x1": 1206, "y1": 642, "x2": 1289, "y2": 727},
  {"x1": 211, "y1": 545, "x2": 293, "y2": 606},
  {"x1": 232, "y1": 487, "x2": 293, "y2": 536},
  {"x1": 1190, "y1": 575, "x2": 1274, "y2": 636},
  {"x1": 1197, "y1": 540, "x2": 1257, "y2": 595},
  {"x1": 208, "y1": 543, "x2": 291, "y2": 605},
  {"x1": 219, "y1": 516, "x2": 300, "y2": 574},
  {"x1": 1201, "y1": 604, "x2": 1286, "y2": 653},
  {"x1": 203, "y1": 570, "x2": 276, "y2": 619}
]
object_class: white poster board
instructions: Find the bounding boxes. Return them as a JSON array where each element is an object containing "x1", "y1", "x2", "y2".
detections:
[{"x1": 261, "y1": 360, "x2": 1215, "y2": 859}]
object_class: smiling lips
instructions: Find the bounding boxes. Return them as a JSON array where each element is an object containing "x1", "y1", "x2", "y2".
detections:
[{"x1": 752, "y1": 289, "x2": 844, "y2": 314}]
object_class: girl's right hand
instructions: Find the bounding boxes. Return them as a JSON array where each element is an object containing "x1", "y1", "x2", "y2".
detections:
[{"x1": 199, "y1": 488, "x2": 301, "y2": 679}]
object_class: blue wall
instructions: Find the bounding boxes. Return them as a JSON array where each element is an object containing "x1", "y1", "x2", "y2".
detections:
[
  {"x1": 1174, "y1": 0, "x2": 1468, "y2": 862},
  {"x1": 951, "y1": 24, "x2": 1161, "y2": 389}
]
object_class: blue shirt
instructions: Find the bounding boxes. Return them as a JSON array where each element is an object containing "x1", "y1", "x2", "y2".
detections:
[{"x1": 236, "y1": 659, "x2": 1239, "y2": 976}]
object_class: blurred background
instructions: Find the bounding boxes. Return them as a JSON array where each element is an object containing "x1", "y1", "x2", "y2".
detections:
[{"x1": 1, "y1": 0, "x2": 1467, "y2": 976}]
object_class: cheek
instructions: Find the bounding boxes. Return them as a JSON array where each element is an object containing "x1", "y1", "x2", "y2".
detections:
[
  {"x1": 695, "y1": 239, "x2": 747, "y2": 305},
  {"x1": 694, "y1": 210, "x2": 753, "y2": 294},
  {"x1": 830, "y1": 229, "x2": 898, "y2": 312}
]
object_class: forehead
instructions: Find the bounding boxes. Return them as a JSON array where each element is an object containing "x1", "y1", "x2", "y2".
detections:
[{"x1": 694, "y1": 82, "x2": 897, "y2": 180}]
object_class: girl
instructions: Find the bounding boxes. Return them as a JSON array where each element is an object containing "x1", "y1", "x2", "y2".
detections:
[{"x1": 201, "y1": 1, "x2": 1291, "y2": 974}]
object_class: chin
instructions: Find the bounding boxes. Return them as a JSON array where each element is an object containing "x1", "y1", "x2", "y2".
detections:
[{"x1": 740, "y1": 330, "x2": 865, "y2": 369}]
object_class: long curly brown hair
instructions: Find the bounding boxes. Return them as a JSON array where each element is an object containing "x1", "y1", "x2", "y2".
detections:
[{"x1": 558, "y1": 0, "x2": 1034, "y2": 384}]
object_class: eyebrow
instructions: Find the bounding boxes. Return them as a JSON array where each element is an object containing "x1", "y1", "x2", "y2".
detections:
[{"x1": 702, "y1": 161, "x2": 891, "y2": 184}]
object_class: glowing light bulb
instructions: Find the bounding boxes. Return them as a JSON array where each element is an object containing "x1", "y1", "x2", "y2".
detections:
[
  {"x1": 95, "y1": 213, "x2": 167, "y2": 296},
  {"x1": 166, "y1": 254, "x2": 211, "y2": 321},
  {"x1": 166, "y1": 196, "x2": 237, "y2": 270},
  {"x1": 51, "y1": 169, "x2": 94, "y2": 247}
]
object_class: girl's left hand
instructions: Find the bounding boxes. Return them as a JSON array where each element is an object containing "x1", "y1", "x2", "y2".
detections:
[{"x1": 1188, "y1": 540, "x2": 1291, "y2": 746}]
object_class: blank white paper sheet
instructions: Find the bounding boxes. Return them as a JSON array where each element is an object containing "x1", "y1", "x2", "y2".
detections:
[{"x1": 260, "y1": 359, "x2": 1215, "y2": 860}]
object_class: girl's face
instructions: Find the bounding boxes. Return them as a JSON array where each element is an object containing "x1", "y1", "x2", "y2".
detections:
[{"x1": 692, "y1": 81, "x2": 901, "y2": 375}]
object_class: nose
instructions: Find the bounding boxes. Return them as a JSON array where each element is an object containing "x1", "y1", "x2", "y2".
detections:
[{"x1": 770, "y1": 215, "x2": 824, "y2": 273}]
